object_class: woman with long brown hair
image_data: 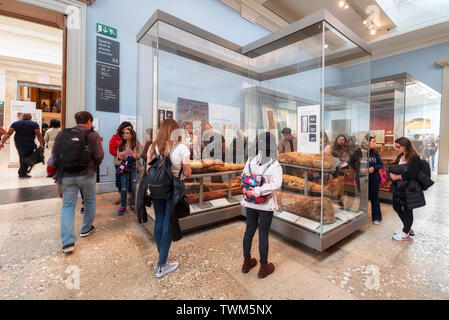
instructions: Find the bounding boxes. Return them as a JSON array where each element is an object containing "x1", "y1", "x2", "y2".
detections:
[
  {"x1": 117, "y1": 127, "x2": 138, "y2": 214},
  {"x1": 147, "y1": 119, "x2": 192, "y2": 278},
  {"x1": 389, "y1": 137, "x2": 421, "y2": 241}
]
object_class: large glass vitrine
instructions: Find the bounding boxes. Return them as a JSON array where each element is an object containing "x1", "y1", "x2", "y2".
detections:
[
  {"x1": 341, "y1": 73, "x2": 441, "y2": 202},
  {"x1": 136, "y1": 10, "x2": 371, "y2": 251}
]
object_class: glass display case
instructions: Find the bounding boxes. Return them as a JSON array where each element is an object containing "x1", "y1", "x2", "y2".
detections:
[
  {"x1": 341, "y1": 73, "x2": 441, "y2": 202},
  {"x1": 136, "y1": 10, "x2": 371, "y2": 251}
]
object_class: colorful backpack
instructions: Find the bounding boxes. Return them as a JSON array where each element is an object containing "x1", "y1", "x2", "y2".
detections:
[{"x1": 241, "y1": 160, "x2": 272, "y2": 204}]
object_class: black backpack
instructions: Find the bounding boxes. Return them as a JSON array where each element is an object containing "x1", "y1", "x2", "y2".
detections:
[
  {"x1": 54, "y1": 127, "x2": 92, "y2": 174},
  {"x1": 145, "y1": 146, "x2": 178, "y2": 200},
  {"x1": 420, "y1": 159, "x2": 431, "y2": 179}
]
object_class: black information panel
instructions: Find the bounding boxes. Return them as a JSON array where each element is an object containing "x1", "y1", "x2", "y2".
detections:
[
  {"x1": 96, "y1": 62, "x2": 119, "y2": 113},
  {"x1": 96, "y1": 36, "x2": 120, "y2": 66}
]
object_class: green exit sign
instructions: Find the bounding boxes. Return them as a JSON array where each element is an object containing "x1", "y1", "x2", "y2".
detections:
[
  {"x1": 96, "y1": 23, "x2": 117, "y2": 38},
  {"x1": 0, "y1": 101, "x2": 4, "y2": 107}
]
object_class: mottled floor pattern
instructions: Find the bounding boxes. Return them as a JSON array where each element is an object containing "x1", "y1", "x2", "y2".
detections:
[{"x1": 1, "y1": 175, "x2": 449, "y2": 300}]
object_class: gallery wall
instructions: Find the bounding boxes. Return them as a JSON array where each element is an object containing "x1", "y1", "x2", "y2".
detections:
[{"x1": 86, "y1": 0, "x2": 269, "y2": 185}]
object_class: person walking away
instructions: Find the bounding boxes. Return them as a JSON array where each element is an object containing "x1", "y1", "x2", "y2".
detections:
[
  {"x1": 278, "y1": 127, "x2": 297, "y2": 153},
  {"x1": 53, "y1": 111, "x2": 104, "y2": 254},
  {"x1": 0, "y1": 113, "x2": 44, "y2": 178},
  {"x1": 412, "y1": 134, "x2": 423, "y2": 155},
  {"x1": 389, "y1": 137, "x2": 421, "y2": 241},
  {"x1": 241, "y1": 132, "x2": 282, "y2": 279},
  {"x1": 117, "y1": 127, "x2": 139, "y2": 214},
  {"x1": 109, "y1": 121, "x2": 133, "y2": 204},
  {"x1": 45, "y1": 119, "x2": 61, "y2": 151},
  {"x1": 368, "y1": 137, "x2": 383, "y2": 224},
  {"x1": 428, "y1": 136, "x2": 437, "y2": 170},
  {"x1": 146, "y1": 119, "x2": 192, "y2": 278}
]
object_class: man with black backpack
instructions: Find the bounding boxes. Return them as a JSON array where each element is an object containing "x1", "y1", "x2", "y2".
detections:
[{"x1": 52, "y1": 111, "x2": 104, "y2": 254}]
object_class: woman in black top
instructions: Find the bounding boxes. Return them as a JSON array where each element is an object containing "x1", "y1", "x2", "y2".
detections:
[
  {"x1": 368, "y1": 137, "x2": 383, "y2": 224},
  {"x1": 389, "y1": 137, "x2": 421, "y2": 241}
]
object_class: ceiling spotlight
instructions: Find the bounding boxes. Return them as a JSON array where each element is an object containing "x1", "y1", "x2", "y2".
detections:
[
  {"x1": 339, "y1": 1, "x2": 349, "y2": 9},
  {"x1": 364, "y1": 19, "x2": 378, "y2": 36},
  {"x1": 324, "y1": 44, "x2": 329, "y2": 49}
]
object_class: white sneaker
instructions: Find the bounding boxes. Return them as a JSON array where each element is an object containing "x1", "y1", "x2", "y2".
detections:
[
  {"x1": 373, "y1": 220, "x2": 380, "y2": 225},
  {"x1": 155, "y1": 262, "x2": 179, "y2": 278},
  {"x1": 392, "y1": 230, "x2": 411, "y2": 241},
  {"x1": 395, "y1": 228, "x2": 415, "y2": 236}
]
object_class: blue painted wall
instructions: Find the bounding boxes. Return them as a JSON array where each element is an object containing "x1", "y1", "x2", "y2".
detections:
[
  {"x1": 85, "y1": 0, "x2": 269, "y2": 183},
  {"x1": 371, "y1": 41, "x2": 449, "y2": 94}
]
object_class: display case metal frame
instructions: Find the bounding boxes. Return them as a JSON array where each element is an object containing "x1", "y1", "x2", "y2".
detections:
[{"x1": 137, "y1": 9, "x2": 371, "y2": 251}]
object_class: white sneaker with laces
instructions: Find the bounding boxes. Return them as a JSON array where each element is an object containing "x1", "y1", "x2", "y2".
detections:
[
  {"x1": 392, "y1": 230, "x2": 411, "y2": 241},
  {"x1": 155, "y1": 262, "x2": 179, "y2": 278},
  {"x1": 395, "y1": 228, "x2": 415, "y2": 236},
  {"x1": 373, "y1": 220, "x2": 380, "y2": 225}
]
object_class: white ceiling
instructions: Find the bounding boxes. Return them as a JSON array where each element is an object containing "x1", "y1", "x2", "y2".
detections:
[
  {"x1": 222, "y1": 0, "x2": 449, "y2": 59},
  {"x1": 0, "y1": 14, "x2": 62, "y2": 66}
]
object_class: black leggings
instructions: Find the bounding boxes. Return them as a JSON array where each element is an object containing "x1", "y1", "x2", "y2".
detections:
[
  {"x1": 243, "y1": 207, "x2": 273, "y2": 264},
  {"x1": 392, "y1": 195, "x2": 414, "y2": 233}
]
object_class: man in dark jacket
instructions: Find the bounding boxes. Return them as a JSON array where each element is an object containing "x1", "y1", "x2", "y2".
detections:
[
  {"x1": 0, "y1": 113, "x2": 44, "y2": 178},
  {"x1": 54, "y1": 111, "x2": 104, "y2": 254}
]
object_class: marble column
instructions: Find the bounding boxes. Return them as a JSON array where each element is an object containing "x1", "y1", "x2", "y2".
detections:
[{"x1": 437, "y1": 57, "x2": 449, "y2": 174}]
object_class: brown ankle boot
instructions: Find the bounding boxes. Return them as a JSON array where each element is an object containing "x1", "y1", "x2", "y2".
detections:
[
  {"x1": 242, "y1": 257, "x2": 257, "y2": 273},
  {"x1": 258, "y1": 262, "x2": 275, "y2": 278}
]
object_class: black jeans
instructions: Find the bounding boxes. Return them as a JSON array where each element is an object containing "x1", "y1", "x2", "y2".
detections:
[
  {"x1": 369, "y1": 172, "x2": 382, "y2": 221},
  {"x1": 18, "y1": 148, "x2": 34, "y2": 177},
  {"x1": 243, "y1": 207, "x2": 273, "y2": 264},
  {"x1": 392, "y1": 195, "x2": 414, "y2": 233}
]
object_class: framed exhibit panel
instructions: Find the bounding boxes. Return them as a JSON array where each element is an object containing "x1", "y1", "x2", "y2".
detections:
[{"x1": 137, "y1": 9, "x2": 372, "y2": 251}]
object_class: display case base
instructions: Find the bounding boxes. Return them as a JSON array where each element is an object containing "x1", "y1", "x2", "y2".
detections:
[{"x1": 244, "y1": 208, "x2": 369, "y2": 252}]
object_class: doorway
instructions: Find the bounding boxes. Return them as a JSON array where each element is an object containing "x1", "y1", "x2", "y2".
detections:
[{"x1": 0, "y1": 2, "x2": 65, "y2": 195}]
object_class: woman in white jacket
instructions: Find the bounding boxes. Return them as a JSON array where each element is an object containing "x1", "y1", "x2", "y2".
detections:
[{"x1": 241, "y1": 131, "x2": 283, "y2": 279}]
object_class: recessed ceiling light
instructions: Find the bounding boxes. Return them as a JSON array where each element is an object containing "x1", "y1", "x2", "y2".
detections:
[
  {"x1": 370, "y1": 29, "x2": 377, "y2": 35},
  {"x1": 344, "y1": 4, "x2": 349, "y2": 9},
  {"x1": 324, "y1": 44, "x2": 329, "y2": 49},
  {"x1": 339, "y1": 1, "x2": 345, "y2": 8}
]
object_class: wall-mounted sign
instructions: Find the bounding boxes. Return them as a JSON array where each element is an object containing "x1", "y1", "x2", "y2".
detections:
[
  {"x1": 96, "y1": 36, "x2": 120, "y2": 66},
  {"x1": 0, "y1": 101, "x2": 4, "y2": 127},
  {"x1": 96, "y1": 23, "x2": 117, "y2": 38},
  {"x1": 96, "y1": 62, "x2": 119, "y2": 113}
]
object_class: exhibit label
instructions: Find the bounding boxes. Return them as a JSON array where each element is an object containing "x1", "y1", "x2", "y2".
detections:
[{"x1": 297, "y1": 105, "x2": 320, "y2": 154}]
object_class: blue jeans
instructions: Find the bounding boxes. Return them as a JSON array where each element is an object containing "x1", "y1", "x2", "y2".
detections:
[
  {"x1": 153, "y1": 199, "x2": 172, "y2": 267},
  {"x1": 61, "y1": 174, "x2": 96, "y2": 247},
  {"x1": 119, "y1": 169, "x2": 136, "y2": 208}
]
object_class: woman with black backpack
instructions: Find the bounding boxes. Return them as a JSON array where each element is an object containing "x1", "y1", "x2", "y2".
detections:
[
  {"x1": 389, "y1": 137, "x2": 423, "y2": 241},
  {"x1": 146, "y1": 119, "x2": 191, "y2": 278}
]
